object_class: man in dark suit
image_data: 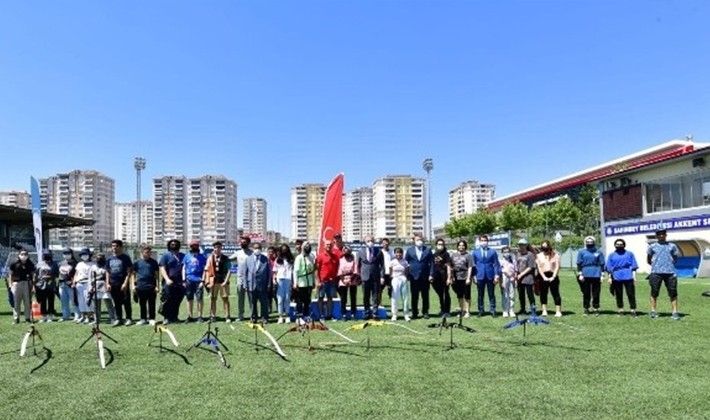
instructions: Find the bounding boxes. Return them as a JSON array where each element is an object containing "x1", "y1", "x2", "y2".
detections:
[
  {"x1": 405, "y1": 233, "x2": 434, "y2": 319},
  {"x1": 243, "y1": 242, "x2": 272, "y2": 323},
  {"x1": 357, "y1": 235, "x2": 383, "y2": 319},
  {"x1": 471, "y1": 234, "x2": 501, "y2": 317}
]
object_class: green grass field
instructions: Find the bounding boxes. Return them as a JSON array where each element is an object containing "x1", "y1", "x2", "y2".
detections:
[{"x1": 1, "y1": 272, "x2": 709, "y2": 420}]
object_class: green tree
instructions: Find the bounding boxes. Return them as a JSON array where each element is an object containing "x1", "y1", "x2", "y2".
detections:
[
  {"x1": 575, "y1": 184, "x2": 601, "y2": 236},
  {"x1": 498, "y1": 202, "x2": 530, "y2": 232},
  {"x1": 470, "y1": 208, "x2": 498, "y2": 236},
  {"x1": 549, "y1": 196, "x2": 582, "y2": 232},
  {"x1": 444, "y1": 216, "x2": 468, "y2": 240}
]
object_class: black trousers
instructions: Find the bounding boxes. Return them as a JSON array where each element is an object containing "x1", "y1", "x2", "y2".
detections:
[
  {"x1": 337, "y1": 285, "x2": 357, "y2": 315},
  {"x1": 137, "y1": 288, "x2": 157, "y2": 320},
  {"x1": 540, "y1": 278, "x2": 562, "y2": 306},
  {"x1": 36, "y1": 288, "x2": 55, "y2": 316},
  {"x1": 250, "y1": 289, "x2": 270, "y2": 321},
  {"x1": 452, "y1": 280, "x2": 471, "y2": 300},
  {"x1": 580, "y1": 277, "x2": 601, "y2": 309},
  {"x1": 432, "y1": 274, "x2": 451, "y2": 314},
  {"x1": 161, "y1": 284, "x2": 185, "y2": 321},
  {"x1": 362, "y1": 279, "x2": 381, "y2": 315},
  {"x1": 613, "y1": 281, "x2": 637, "y2": 310},
  {"x1": 110, "y1": 284, "x2": 133, "y2": 321},
  {"x1": 295, "y1": 287, "x2": 312, "y2": 317},
  {"x1": 518, "y1": 283, "x2": 536, "y2": 311},
  {"x1": 410, "y1": 279, "x2": 430, "y2": 317}
]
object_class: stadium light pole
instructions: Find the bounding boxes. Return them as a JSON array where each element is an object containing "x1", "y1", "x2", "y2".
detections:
[
  {"x1": 134, "y1": 157, "x2": 146, "y2": 247},
  {"x1": 422, "y1": 158, "x2": 434, "y2": 240}
]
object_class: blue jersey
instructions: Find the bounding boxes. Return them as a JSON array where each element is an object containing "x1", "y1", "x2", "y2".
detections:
[
  {"x1": 647, "y1": 242, "x2": 678, "y2": 274},
  {"x1": 182, "y1": 253, "x2": 207, "y2": 282},
  {"x1": 606, "y1": 250, "x2": 639, "y2": 281},
  {"x1": 577, "y1": 247, "x2": 605, "y2": 278}
]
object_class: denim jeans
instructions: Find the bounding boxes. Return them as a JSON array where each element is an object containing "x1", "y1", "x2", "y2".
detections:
[
  {"x1": 276, "y1": 278, "x2": 292, "y2": 315},
  {"x1": 59, "y1": 283, "x2": 75, "y2": 320}
]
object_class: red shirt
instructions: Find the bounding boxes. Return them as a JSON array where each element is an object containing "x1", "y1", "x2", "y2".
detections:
[{"x1": 316, "y1": 252, "x2": 340, "y2": 282}]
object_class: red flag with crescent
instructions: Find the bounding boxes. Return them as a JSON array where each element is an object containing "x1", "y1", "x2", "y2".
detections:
[{"x1": 318, "y1": 173, "x2": 344, "y2": 256}]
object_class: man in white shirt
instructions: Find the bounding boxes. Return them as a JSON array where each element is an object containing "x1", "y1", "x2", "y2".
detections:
[{"x1": 230, "y1": 236, "x2": 253, "y2": 322}]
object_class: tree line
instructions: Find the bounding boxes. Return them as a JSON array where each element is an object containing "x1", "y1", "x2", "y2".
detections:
[{"x1": 444, "y1": 184, "x2": 601, "y2": 250}]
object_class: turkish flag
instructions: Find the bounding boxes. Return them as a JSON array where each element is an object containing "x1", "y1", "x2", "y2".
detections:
[{"x1": 319, "y1": 173, "x2": 344, "y2": 256}]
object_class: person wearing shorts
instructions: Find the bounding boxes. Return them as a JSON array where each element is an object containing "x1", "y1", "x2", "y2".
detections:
[
  {"x1": 206, "y1": 241, "x2": 232, "y2": 322},
  {"x1": 647, "y1": 229, "x2": 680, "y2": 320},
  {"x1": 183, "y1": 240, "x2": 207, "y2": 323}
]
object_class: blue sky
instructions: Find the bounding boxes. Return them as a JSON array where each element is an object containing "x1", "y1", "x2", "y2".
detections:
[{"x1": 1, "y1": 0, "x2": 708, "y2": 235}]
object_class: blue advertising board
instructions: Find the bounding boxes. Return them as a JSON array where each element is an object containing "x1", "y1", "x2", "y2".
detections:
[
  {"x1": 604, "y1": 214, "x2": 710, "y2": 236},
  {"x1": 475, "y1": 232, "x2": 510, "y2": 248}
]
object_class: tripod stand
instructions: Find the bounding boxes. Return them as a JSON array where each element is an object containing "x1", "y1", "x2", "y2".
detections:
[
  {"x1": 148, "y1": 323, "x2": 180, "y2": 352},
  {"x1": 427, "y1": 313, "x2": 477, "y2": 350},
  {"x1": 20, "y1": 304, "x2": 46, "y2": 357},
  {"x1": 185, "y1": 319, "x2": 230, "y2": 367},
  {"x1": 79, "y1": 280, "x2": 118, "y2": 369}
]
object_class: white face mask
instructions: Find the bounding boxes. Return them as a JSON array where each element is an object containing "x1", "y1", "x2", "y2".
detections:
[
  {"x1": 253, "y1": 249, "x2": 262, "y2": 256},
  {"x1": 415, "y1": 240, "x2": 423, "y2": 247},
  {"x1": 81, "y1": 255, "x2": 90, "y2": 262},
  {"x1": 366, "y1": 241, "x2": 374, "y2": 247},
  {"x1": 480, "y1": 241, "x2": 488, "y2": 248},
  {"x1": 19, "y1": 255, "x2": 28, "y2": 262},
  {"x1": 436, "y1": 245, "x2": 444, "y2": 251}
]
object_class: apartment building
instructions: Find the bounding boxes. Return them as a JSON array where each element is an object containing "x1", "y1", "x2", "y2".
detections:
[
  {"x1": 372, "y1": 175, "x2": 426, "y2": 241},
  {"x1": 290, "y1": 183, "x2": 326, "y2": 243},
  {"x1": 114, "y1": 201, "x2": 154, "y2": 245},
  {"x1": 343, "y1": 187, "x2": 374, "y2": 242},
  {"x1": 0, "y1": 191, "x2": 31, "y2": 209},
  {"x1": 448, "y1": 180, "x2": 496, "y2": 218},
  {"x1": 243, "y1": 197, "x2": 267, "y2": 239}
]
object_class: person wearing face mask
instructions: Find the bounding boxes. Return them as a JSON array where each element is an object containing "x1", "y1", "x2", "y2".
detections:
[
  {"x1": 535, "y1": 240, "x2": 562, "y2": 317},
  {"x1": 293, "y1": 242, "x2": 316, "y2": 318},
  {"x1": 451, "y1": 240, "x2": 474, "y2": 318},
  {"x1": 72, "y1": 248, "x2": 95, "y2": 324},
  {"x1": 378, "y1": 238, "x2": 395, "y2": 302},
  {"x1": 9, "y1": 249, "x2": 36, "y2": 324},
  {"x1": 337, "y1": 245, "x2": 359, "y2": 320},
  {"x1": 431, "y1": 239, "x2": 453, "y2": 317},
  {"x1": 182, "y1": 240, "x2": 207, "y2": 323},
  {"x1": 405, "y1": 233, "x2": 434, "y2": 319},
  {"x1": 91, "y1": 253, "x2": 116, "y2": 326},
  {"x1": 357, "y1": 235, "x2": 383, "y2": 320},
  {"x1": 498, "y1": 246, "x2": 517, "y2": 318},
  {"x1": 244, "y1": 242, "x2": 272, "y2": 323},
  {"x1": 515, "y1": 239, "x2": 537, "y2": 314},
  {"x1": 472, "y1": 234, "x2": 501, "y2": 317},
  {"x1": 606, "y1": 239, "x2": 639, "y2": 317},
  {"x1": 232, "y1": 236, "x2": 253, "y2": 322},
  {"x1": 576, "y1": 236, "x2": 606, "y2": 316},
  {"x1": 273, "y1": 244, "x2": 294, "y2": 324},
  {"x1": 57, "y1": 247, "x2": 78, "y2": 322},
  {"x1": 35, "y1": 249, "x2": 59, "y2": 322},
  {"x1": 158, "y1": 239, "x2": 186, "y2": 324},
  {"x1": 107, "y1": 239, "x2": 134, "y2": 326}
]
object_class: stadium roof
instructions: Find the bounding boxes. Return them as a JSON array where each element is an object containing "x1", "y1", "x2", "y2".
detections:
[
  {"x1": 488, "y1": 139, "x2": 710, "y2": 210},
  {"x1": 0, "y1": 204, "x2": 94, "y2": 229}
]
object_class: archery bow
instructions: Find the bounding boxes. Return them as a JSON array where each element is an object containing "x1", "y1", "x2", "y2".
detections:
[
  {"x1": 345, "y1": 320, "x2": 424, "y2": 335},
  {"x1": 243, "y1": 322, "x2": 288, "y2": 359},
  {"x1": 503, "y1": 305, "x2": 550, "y2": 338}
]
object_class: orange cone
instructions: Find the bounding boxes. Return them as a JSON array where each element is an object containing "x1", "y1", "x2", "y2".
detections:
[{"x1": 32, "y1": 301, "x2": 42, "y2": 319}]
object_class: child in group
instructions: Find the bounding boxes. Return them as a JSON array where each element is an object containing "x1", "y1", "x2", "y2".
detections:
[
  {"x1": 388, "y1": 247, "x2": 411, "y2": 321},
  {"x1": 90, "y1": 253, "x2": 116, "y2": 326}
]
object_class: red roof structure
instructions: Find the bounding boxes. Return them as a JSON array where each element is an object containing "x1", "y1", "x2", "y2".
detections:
[{"x1": 487, "y1": 140, "x2": 709, "y2": 211}]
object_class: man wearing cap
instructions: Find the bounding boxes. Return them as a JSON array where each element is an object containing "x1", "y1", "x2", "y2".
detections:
[
  {"x1": 576, "y1": 236, "x2": 606, "y2": 316},
  {"x1": 647, "y1": 229, "x2": 680, "y2": 320},
  {"x1": 182, "y1": 240, "x2": 207, "y2": 323},
  {"x1": 107, "y1": 239, "x2": 134, "y2": 326}
]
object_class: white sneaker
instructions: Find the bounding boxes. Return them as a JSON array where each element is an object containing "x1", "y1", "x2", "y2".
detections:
[
  {"x1": 404, "y1": 315, "x2": 411, "y2": 322},
  {"x1": 47, "y1": 315, "x2": 54, "y2": 323},
  {"x1": 74, "y1": 317, "x2": 82, "y2": 324},
  {"x1": 149, "y1": 320, "x2": 156, "y2": 326},
  {"x1": 284, "y1": 318, "x2": 291, "y2": 324},
  {"x1": 391, "y1": 316, "x2": 397, "y2": 321},
  {"x1": 502, "y1": 312, "x2": 509, "y2": 318},
  {"x1": 225, "y1": 318, "x2": 232, "y2": 324},
  {"x1": 124, "y1": 319, "x2": 133, "y2": 326},
  {"x1": 542, "y1": 311, "x2": 548, "y2": 317},
  {"x1": 555, "y1": 312, "x2": 562, "y2": 318},
  {"x1": 277, "y1": 317, "x2": 284, "y2": 324},
  {"x1": 111, "y1": 320, "x2": 121, "y2": 327},
  {"x1": 82, "y1": 317, "x2": 90, "y2": 324},
  {"x1": 136, "y1": 319, "x2": 147, "y2": 326}
]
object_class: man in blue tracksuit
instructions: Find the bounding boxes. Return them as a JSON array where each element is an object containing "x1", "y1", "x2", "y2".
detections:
[{"x1": 576, "y1": 236, "x2": 605, "y2": 316}]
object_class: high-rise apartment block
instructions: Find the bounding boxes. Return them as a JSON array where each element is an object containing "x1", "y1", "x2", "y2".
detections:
[
  {"x1": 0, "y1": 191, "x2": 31, "y2": 209},
  {"x1": 243, "y1": 198, "x2": 267, "y2": 239},
  {"x1": 153, "y1": 175, "x2": 238, "y2": 245},
  {"x1": 290, "y1": 183, "x2": 326, "y2": 243},
  {"x1": 40, "y1": 170, "x2": 115, "y2": 248},
  {"x1": 448, "y1": 180, "x2": 496, "y2": 219},
  {"x1": 114, "y1": 201, "x2": 154, "y2": 245},
  {"x1": 372, "y1": 175, "x2": 426, "y2": 241},
  {"x1": 343, "y1": 187, "x2": 374, "y2": 241}
]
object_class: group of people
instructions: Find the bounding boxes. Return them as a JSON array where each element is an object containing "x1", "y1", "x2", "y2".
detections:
[{"x1": 4, "y1": 228, "x2": 681, "y2": 326}]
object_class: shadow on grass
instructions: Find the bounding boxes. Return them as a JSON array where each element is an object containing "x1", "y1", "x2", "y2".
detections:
[
  {"x1": 30, "y1": 347, "x2": 53, "y2": 374},
  {"x1": 147, "y1": 344, "x2": 192, "y2": 365},
  {"x1": 491, "y1": 337, "x2": 594, "y2": 351},
  {"x1": 105, "y1": 347, "x2": 115, "y2": 368},
  {"x1": 190, "y1": 345, "x2": 231, "y2": 368},
  {"x1": 281, "y1": 342, "x2": 367, "y2": 357},
  {"x1": 235, "y1": 339, "x2": 290, "y2": 362}
]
